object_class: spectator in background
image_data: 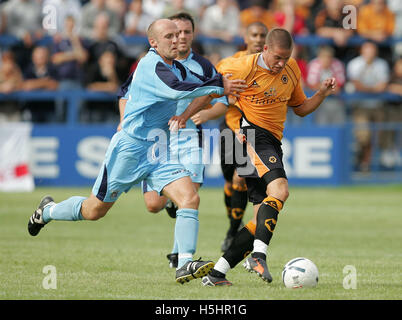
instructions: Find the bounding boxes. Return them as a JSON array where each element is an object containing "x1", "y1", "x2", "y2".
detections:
[
  {"x1": 80, "y1": 0, "x2": 121, "y2": 39},
  {"x1": 22, "y1": 46, "x2": 58, "y2": 91},
  {"x1": 0, "y1": 51, "x2": 23, "y2": 93},
  {"x1": 106, "y1": 0, "x2": 127, "y2": 34},
  {"x1": 51, "y1": 15, "x2": 88, "y2": 89},
  {"x1": 124, "y1": 0, "x2": 154, "y2": 36},
  {"x1": 0, "y1": 51, "x2": 23, "y2": 122},
  {"x1": 123, "y1": 0, "x2": 152, "y2": 63},
  {"x1": 51, "y1": 15, "x2": 88, "y2": 121},
  {"x1": 3, "y1": 0, "x2": 44, "y2": 71},
  {"x1": 183, "y1": 0, "x2": 215, "y2": 21},
  {"x1": 294, "y1": 0, "x2": 320, "y2": 34},
  {"x1": 163, "y1": 0, "x2": 194, "y2": 21},
  {"x1": 42, "y1": 0, "x2": 82, "y2": 35},
  {"x1": 315, "y1": 0, "x2": 354, "y2": 48},
  {"x1": 87, "y1": 13, "x2": 127, "y2": 81},
  {"x1": 21, "y1": 46, "x2": 59, "y2": 122},
  {"x1": 346, "y1": 41, "x2": 391, "y2": 172},
  {"x1": 86, "y1": 50, "x2": 119, "y2": 93},
  {"x1": 200, "y1": 0, "x2": 240, "y2": 57},
  {"x1": 2, "y1": 0, "x2": 42, "y2": 40},
  {"x1": 239, "y1": 0, "x2": 277, "y2": 35},
  {"x1": 273, "y1": 0, "x2": 308, "y2": 35},
  {"x1": 357, "y1": 0, "x2": 395, "y2": 43},
  {"x1": 347, "y1": 42, "x2": 390, "y2": 95},
  {"x1": 142, "y1": 0, "x2": 166, "y2": 20},
  {"x1": 201, "y1": 0, "x2": 240, "y2": 42},
  {"x1": 83, "y1": 50, "x2": 120, "y2": 123},
  {"x1": 307, "y1": 46, "x2": 346, "y2": 125}
]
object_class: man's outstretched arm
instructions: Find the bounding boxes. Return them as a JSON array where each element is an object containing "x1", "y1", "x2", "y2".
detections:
[{"x1": 293, "y1": 77, "x2": 337, "y2": 117}]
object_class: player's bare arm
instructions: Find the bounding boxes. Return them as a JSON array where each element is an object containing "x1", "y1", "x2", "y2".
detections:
[
  {"x1": 169, "y1": 95, "x2": 213, "y2": 130},
  {"x1": 293, "y1": 77, "x2": 337, "y2": 117},
  {"x1": 191, "y1": 102, "x2": 227, "y2": 125}
]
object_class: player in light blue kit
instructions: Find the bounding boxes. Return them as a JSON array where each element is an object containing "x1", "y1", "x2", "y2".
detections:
[
  {"x1": 27, "y1": 19, "x2": 246, "y2": 284},
  {"x1": 118, "y1": 13, "x2": 229, "y2": 270}
]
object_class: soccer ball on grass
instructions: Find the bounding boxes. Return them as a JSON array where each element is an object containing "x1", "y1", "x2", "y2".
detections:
[{"x1": 282, "y1": 257, "x2": 319, "y2": 288}]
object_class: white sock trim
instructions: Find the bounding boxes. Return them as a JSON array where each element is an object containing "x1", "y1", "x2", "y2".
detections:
[
  {"x1": 253, "y1": 239, "x2": 268, "y2": 255},
  {"x1": 214, "y1": 257, "x2": 231, "y2": 275},
  {"x1": 178, "y1": 253, "x2": 193, "y2": 260}
]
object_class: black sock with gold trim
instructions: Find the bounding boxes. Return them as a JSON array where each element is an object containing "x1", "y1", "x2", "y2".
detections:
[
  {"x1": 252, "y1": 196, "x2": 283, "y2": 261},
  {"x1": 228, "y1": 184, "x2": 248, "y2": 236}
]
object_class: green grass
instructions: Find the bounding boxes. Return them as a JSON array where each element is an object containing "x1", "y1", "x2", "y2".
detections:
[{"x1": 1, "y1": 185, "x2": 401, "y2": 300}]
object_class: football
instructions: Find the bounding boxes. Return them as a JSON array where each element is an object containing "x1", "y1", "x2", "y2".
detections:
[{"x1": 282, "y1": 257, "x2": 319, "y2": 288}]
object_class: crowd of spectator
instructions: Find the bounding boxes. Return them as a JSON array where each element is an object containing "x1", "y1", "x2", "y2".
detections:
[{"x1": 0, "y1": 0, "x2": 401, "y2": 171}]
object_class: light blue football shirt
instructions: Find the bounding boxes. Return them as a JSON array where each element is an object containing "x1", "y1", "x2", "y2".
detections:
[{"x1": 121, "y1": 48, "x2": 225, "y2": 141}]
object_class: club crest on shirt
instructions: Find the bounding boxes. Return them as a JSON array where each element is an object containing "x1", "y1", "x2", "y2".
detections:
[
  {"x1": 264, "y1": 87, "x2": 277, "y2": 98},
  {"x1": 251, "y1": 80, "x2": 259, "y2": 88},
  {"x1": 281, "y1": 74, "x2": 288, "y2": 84}
]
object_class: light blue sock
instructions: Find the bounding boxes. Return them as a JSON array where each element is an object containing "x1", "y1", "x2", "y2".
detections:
[
  {"x1": 171, "y1": 236, "x2": 178, "y2": 255},
  {"x1": 174, "y1": 208, "x2": 199, "y2": 268},
  {"x1": 42, "y1": 196, "x2": 86, "y2": 223}
]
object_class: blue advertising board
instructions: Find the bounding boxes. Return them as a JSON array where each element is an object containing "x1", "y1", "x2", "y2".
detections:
[{"x1": 31, "y1": 125, "x2": 349, "y2": 187}]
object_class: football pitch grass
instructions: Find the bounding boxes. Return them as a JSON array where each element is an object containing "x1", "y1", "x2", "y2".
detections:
[{"x1": 1, "y1": 185, "x2": 401, "y2": 300}]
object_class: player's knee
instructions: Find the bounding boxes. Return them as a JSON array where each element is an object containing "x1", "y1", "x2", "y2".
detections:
[
  {"x1": 278, "y1": 187, "x2": 289, "y2": 202},
  {"x1": 267, "y1": 180, "x2": 289, "y2": 203},
  {"x1": 81, "y1": 196, "x2": 112, "y2": 220},
  {"x1": 180, "y1": 191, "x2": 200, "y2": 209},
  {"x1": 85, "y1": 208, "x2": 108, "y2": 221},
  {"x1": 272, "y1": 188, "x2": 289, "y2": 203}
]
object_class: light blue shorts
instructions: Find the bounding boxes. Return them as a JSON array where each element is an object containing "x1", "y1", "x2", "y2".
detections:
[
  {"x1": 142, "y1": 129, "x2": 204, "y2": 193},
  {"x1": 92, "y1": 130, "x2": 190, "y2": 202}
]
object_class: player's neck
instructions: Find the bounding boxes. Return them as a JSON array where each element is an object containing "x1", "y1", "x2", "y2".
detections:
[
  {"x1": 152, "y1": 48, "x2": 174, "y2": 65},
  {"x1": 177, "y1": 50, "x2": 191, "y2": 61},
  {"x1": 162, "y1": 57, "x2": 173, "y2": 65}
]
